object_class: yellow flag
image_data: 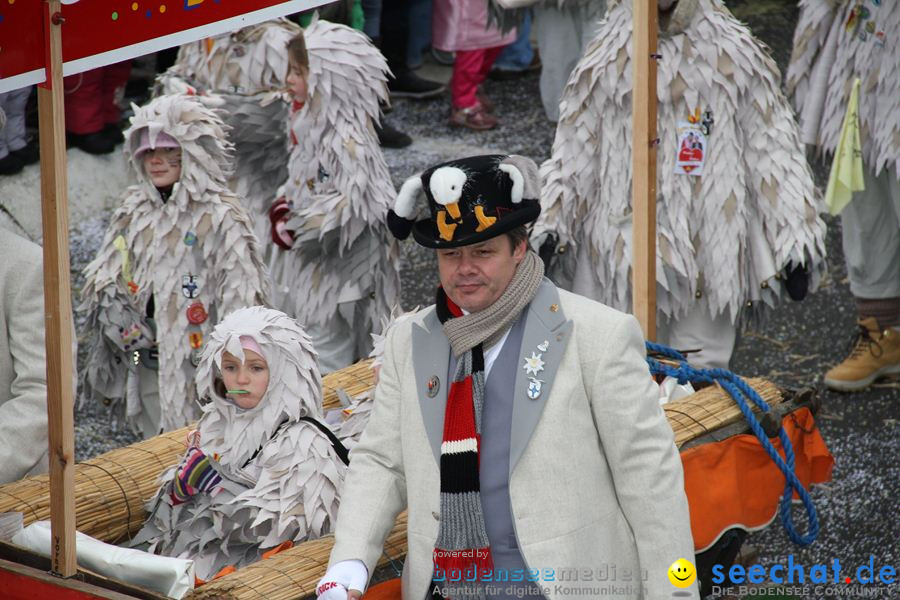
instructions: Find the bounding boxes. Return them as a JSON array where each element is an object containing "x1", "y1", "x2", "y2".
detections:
[
  {"x1": 824, "y1": 78, "x2": 864, "y2": 215},
  {"x1": 112, "y1": 235, "x2": 133, "y2": 284}
]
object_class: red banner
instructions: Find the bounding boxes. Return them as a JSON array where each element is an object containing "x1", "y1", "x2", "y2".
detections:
[{"x1": 0, "y1": 0, "x2": 323, "y2": 93}]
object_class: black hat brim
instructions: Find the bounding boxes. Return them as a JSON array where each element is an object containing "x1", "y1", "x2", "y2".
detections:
[{"x1": 411, "y1": 200, "x2": 541, "y2": 249}]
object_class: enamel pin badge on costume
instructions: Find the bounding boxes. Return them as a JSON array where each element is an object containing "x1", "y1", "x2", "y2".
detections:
[
  {"x1": 426, "y1": 375, "x2": 440, "y2": 398},
  {"x1": 674, "y1": 108, "x2": 707, "y2": 176},
  {"x1": 523, "y1": 352, "x2": 545, "y2": 376},
  {"x1": 527, "y1": 378, "x2": 544, "y2": 400},
  {"x1": 182, "y1": 274, "x2": 200, "y2": 298},
  {"x1": 186, "y1": 301, "x2": 209, "y2": 325}
]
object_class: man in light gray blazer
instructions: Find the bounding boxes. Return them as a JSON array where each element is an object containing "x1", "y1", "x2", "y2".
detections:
[
  {"x1": 0, "y1": 227, "x2": 50, "y2": 483},
  {"x1": 317, "y1": 155, "x2": 698, "y2": 600}
]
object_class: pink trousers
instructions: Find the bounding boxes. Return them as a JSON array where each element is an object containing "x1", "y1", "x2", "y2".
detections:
[{"x1": 451, "y1": 46, "x2": 504, "y2": 109}]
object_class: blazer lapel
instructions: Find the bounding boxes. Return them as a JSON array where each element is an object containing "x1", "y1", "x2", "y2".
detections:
[
  {"x1": 510, "y1": 279, "x2": 573, "y2": 475},
  {"x1": 411, "y1": 310, "x2": 450, "y2": 468}
]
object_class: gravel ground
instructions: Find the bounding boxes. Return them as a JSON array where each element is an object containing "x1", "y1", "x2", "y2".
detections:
[{"x1": 63, "y1": 1, "x2": 897, "y2": 598}]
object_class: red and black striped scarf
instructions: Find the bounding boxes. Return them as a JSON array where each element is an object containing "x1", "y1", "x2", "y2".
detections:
[
  {"x1": 433, "y1": 288, "x2": 492, "y2": 578},
  {"x1": 430, "y1": 250, "x2": 544, "y2": 581}
]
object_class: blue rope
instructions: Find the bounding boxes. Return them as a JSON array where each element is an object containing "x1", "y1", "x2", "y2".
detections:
[{"x1": 646, "y1": 341, "x2": 819, "y2": 546}]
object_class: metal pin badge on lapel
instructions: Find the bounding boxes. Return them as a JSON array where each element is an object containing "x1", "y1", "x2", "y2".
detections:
[
  {"x1": 426, "y1": 375, "x2": 440, "y2": 398},
  {"x1": 527, "y1": 377, "x2": 544, "y2": 400}
]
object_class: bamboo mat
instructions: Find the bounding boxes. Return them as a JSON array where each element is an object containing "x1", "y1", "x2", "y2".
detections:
[
  {"x1": 322, "y1": 359, "x2": 375, "y2": 411},
  {"x1": 664, "y1": 377, "x2": 783, "y2": 447},
  {"x1": 0, "y1": 362, "x2": 376, "y2": 542},
  {"x1": 0, "y1": 362, "x2": 780, "y2": 549},
  {"x1": 0, "y1": 426, "x2": 190, "y2": 543},
  {"x1": 186, "y1": 512, "x2": 409, "y2": 600}
]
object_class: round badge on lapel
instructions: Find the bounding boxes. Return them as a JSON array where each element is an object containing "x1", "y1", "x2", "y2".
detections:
[
  {"x1": 426, "y1": 375, "x2": 440, "y2": 398},
  {"x1": 184, "y1": 231, "x2": 198, "y2": 246},
  {"x1": 186, "y1": 301, "x2": 208, "y2": 325}
]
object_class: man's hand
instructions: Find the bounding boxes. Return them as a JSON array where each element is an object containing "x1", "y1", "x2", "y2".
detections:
[{"x1": 316, "y1": 559, "x2": 368, "y2": 599}]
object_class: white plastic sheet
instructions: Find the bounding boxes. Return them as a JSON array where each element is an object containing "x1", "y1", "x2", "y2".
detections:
[
  {"x1": 658, "y1": 376, "x2": 696, "y2": 406},
  {"x1": 12, "y1": 520, "x2": 194, "y2": 599}
]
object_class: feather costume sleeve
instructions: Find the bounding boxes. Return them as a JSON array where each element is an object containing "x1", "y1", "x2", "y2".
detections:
[
  {"x1": 281, "y1": 20, "x2": 401, "y2": 356},
  {"x1": 80, "y1": 195, "x2": 151, "y2": 403},
  {"x1": 785, "y1": 0, "x2": 841, "y2": 118},
  {"x1": 533, "y1": 4, "x2": 632, "y2": 298},
  {"x1": 210, "y1": 196, "x2": 270, "y2": 314},
  {"x1": 736, "y1": 47, "x2": 826, "y2": 305}
]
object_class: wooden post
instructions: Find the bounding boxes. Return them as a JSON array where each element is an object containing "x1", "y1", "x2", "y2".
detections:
[
  {"x1": 631, "y1": 0, "x2": 658, "y2": 340},
  {"x1": 38, "y1": 0, "x2": 77, "y2": 577}
]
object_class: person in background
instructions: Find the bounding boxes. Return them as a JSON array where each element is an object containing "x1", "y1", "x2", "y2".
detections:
[
  {"x1": 535, "y1": 0, "x2": 826, "y2": 369},
  {"x1": 271, "y1": 24, "x2": 401, "y2": 372},
  {"x1": 0, "y1": 228, "x2": 75, "y2": 484},
  {"x1": 64, "y1": 61, "x2": 132, "y2": 155},
  {"x1": 0, "y1": 87, "x2": 39, "y2": 176},
  {"x1": 533, "y1": 0, "x2": 606, "y2": 122},
  {"x1": 81, "y1": 95, "x2": 269, "y2": 438},
  {"x1": 434, "y1": 0, "x2": 516, "y2": 130},
  {"x1": 787, "y1": 0, "x2": 900, "y2": 391},
  {"x1": 490, "y1": 10, "x2": 539, "y2": 79}
]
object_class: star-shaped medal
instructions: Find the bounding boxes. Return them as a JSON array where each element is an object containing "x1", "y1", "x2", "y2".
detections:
[{"x1": 523, "y1": 352, "x2": 545, "y2": 376}]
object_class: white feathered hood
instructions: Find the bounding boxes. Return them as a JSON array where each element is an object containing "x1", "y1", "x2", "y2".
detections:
[
  {"x1": 193, "y1": 306, "x2": 323, "y2": 468},
  {"x1": 124, "y1": 94, "x2": 233, "y2": 209}
]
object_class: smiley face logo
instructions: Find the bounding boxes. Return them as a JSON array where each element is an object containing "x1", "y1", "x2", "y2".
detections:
[{"x1": 668, "y1": 558, "x2": 696, "y2": 588}]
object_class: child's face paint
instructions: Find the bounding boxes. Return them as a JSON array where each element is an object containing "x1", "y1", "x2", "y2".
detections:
[
  {"x1": 221, "y1": 349, "x2": 269, "y2": 409},
  {"x1": 286, "y1": 62, "x2": 309, "y2": 104},
  {"x1": 142, "y1": 147, "x2": 182, "y2": 188}
]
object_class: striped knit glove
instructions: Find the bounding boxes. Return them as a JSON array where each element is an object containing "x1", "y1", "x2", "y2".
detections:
[{"x1": 170, "y1": 447, "x2": 222, "y2": 504}]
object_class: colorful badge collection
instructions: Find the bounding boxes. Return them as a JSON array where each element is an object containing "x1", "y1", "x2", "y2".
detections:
[
  {"x1": 845, "y1": 1, "x2": 886, "y2": 46},
  {"x1": 522, "y1": 340, "x2": 549, "y2": 400}
]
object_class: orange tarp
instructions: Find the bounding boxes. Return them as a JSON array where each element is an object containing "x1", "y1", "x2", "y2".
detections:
[
  {"x1": 364, "y1": 579, "x2": 402, "y2": 599},
  {"x1": 682, "y1": 407, "x2": 833, "y2": 552}
]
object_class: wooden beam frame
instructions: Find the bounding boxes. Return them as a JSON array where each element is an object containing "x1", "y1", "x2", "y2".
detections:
[
  {"x1": 38, "y1": 0, "x2": 77, "y2": 577},
  {"x1": 631, "y1": 0, "x2": 659, "y2": 340}
]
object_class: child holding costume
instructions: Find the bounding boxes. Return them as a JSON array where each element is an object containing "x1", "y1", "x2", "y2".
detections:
[
  {"x1": 81, "y1": 95, "x2": 269, "y2": 438},
  {"x1": 135, "y1": 306, "x2": 347, "y2": 582},
  {"x1": 270, "y1": 21, "x2": 401, "y2": 372}
]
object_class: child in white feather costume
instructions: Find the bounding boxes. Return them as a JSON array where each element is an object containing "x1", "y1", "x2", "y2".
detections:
[
  {"x1": 135, "y1": 306, "x2": 346, "y2": 582},
  {"x1": 80, "y1": 95, "x2": 269, "y2": 437},
  {"x1": 271, "y1": 20, "x2": 402, "y2": 372}
]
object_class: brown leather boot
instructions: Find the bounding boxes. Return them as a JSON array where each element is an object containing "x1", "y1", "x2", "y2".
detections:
[{"x1": 824, "y1": 317, "x2": 900, "y2": 391}]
